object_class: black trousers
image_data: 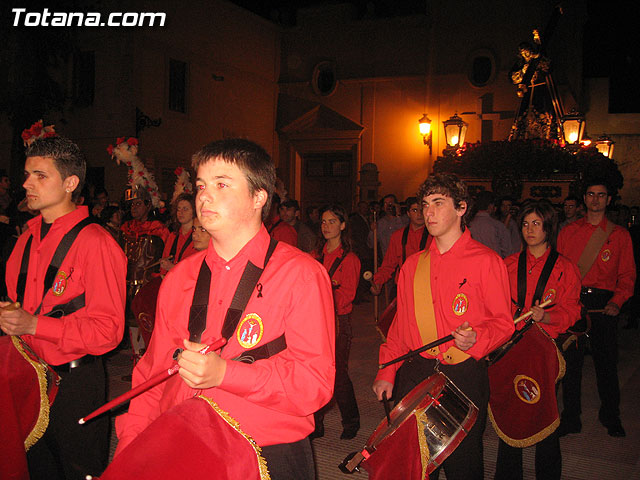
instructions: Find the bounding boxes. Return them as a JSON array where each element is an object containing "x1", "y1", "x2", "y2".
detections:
[
  {"x1": 261, "y1": 437, "x2": 315, "y2": 480},
  {"x1": 561, "y1": 289, "x2": 620, "y2": 425},
  {"x1": 393, "y1": 355, "x2": 489, "y2": 480},
  {"x1": 316, "y1": 314, "x2": 360, "y2": 429},
  {"x1": 494, "y1": 431, "x2": 561, "y2": 480},
  {"x1": 27, "y1": 358, "x2": 109, "y2": 480}
]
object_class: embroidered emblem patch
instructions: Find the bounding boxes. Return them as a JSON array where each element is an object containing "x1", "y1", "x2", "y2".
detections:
[
  {"x1": 52, "y1": 271, "x2": 68, "y2": 296},
  {"x1": 514, "y1": 375, "x2": 541, "y2": 404},
  {"x1": 452, "y1": 293, "x2": 468, "y2": 316},
  {"x1": 237, "y1": 313, "x2": 264, "y2": 349},
  {"x1": 543, "y1": 288, "x2": 556, "y2": 303},
  {"x1": 601, "y1": 249, "x2": 611, "y2": 262}
]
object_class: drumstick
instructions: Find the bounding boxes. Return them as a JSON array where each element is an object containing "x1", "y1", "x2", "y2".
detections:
[
  {"x1": 1, "y1": 302, "x2": 21, "y2": 311},
  {"x1": 143, "y1": 255, "x2": 173, "y2": 271},
  {"x1": 381, "y1": 391, "x2": 392, "y2": 426},
  {"x1": 363, "y1": 271, "x2": 374, "y2": 285},
  {"x1": 373, "y1": 211, "x2": 379, "y2": 323},
  {"x1": 378, "y1": 299, "x2": 553, "y2": 370},
  {"x1": 78, "y1": 338, "x2": 227, "y2": 424}
]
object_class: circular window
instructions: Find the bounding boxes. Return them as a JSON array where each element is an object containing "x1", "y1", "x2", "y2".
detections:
[
  {"x1": 312, "y1": 61, "x2": 338, "y2": 96},
  {"x1": 466, "y1": 49, "x2": 497, "y2": 88}
]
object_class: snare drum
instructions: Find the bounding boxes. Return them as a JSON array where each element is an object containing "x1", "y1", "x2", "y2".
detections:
[{"x1": 342, "y1": 372, "x2": 477, "y2": 479}]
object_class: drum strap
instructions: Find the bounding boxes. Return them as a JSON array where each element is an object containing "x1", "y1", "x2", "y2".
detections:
[
  {"x1": 267, "y1": 219, "x2": 283, "y2": 234},
  {"x1": 189, "y1": 239, "x2": 285, "y2": 362},
  {"x1": 401, "y1": 226, "x2": 429, "y2": 264},
  {"x1": 516, "y1": 248, "x2": 559, "y2": 314},
  {"x1": 17, "y1": 216, "x2": 94, "y2": 315},
  {"x1": 169, "y1": 233, "x2": 192, "y2": 263},
  {"x1": 319, "y1": 250, "x2": 347, "y2": 279},
  {"x1": 576, "y1": 220, "x2": 615, "y2": 279},
  {"x1": 414, "y1": 251, "x2": 469, "y2": 364}
]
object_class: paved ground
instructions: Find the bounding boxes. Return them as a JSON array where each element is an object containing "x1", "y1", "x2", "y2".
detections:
[{"x1": 105, "y1": 295, "x2": 640, "y2": 479}]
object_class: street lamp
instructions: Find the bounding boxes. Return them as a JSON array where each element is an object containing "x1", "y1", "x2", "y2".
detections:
[
  {"x1": 442, "y1": 113, "x2": 467, "y2": 154},
  {"x1": 595, "y1": 134, "x2": 615, "y2": 158},
  {"x1": 561, "y1": 110, "x2": 586, "y2": 146},
  {"x1": 418, "y1": 114, "x2": 432, "y2": 153}
]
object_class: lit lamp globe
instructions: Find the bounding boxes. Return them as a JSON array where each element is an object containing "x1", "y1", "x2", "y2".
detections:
[
  {"x1": 595, "y1": 134, "x2": 615, "y2": 158},
  {"x1": 443, "y1": 113, "x2": 467, "y2": 154}
]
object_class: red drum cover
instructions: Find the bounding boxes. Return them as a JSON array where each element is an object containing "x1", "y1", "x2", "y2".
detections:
[
  {"x1": 99, "y1": 396, "x2": 269, "y2": 480},
  {"x1": 0, "y1": 336, "x2": 58, "y2": 480},
  {"x1": 488, "y1": 324, "x2": 565, "y2": 447},
  {"x1": 130, "y1": 276, "x2": 162, "y2": 346}
]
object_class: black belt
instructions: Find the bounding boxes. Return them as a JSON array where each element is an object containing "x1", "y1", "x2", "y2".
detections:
[
  {"x1": 580, "y1": 287, "x2": 614, "y2": 310},
  {"x1": 52, "y1": 355, "x2": 98, "y2": 373}
]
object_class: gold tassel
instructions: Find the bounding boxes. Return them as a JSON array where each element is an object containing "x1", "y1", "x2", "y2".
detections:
[{"x1": 197, "y1": 395, "x2": 271, "y2": 480}]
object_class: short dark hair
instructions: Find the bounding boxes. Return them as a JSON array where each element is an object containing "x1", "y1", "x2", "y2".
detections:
[
  {"x1": 417, "y1": 173, "x2": 470, "y2": 229},
  {"x1": 320, "y1": 204, "x2": 352, "y2": 252},
  {"x1": 564, "y1": 194, "x2": 580, "y2": 204},
  {"x1": 25, "y1": 136, "x2": 86, "y2": 201},
  {"x1": 518, "y1": 198, "x2": 559, "y2": 250},
  {"x1": 191, "y1": 139, "x2": 275, "y2": 221},
  {"x1": 474, "y1": 190, "x2": 496, "y2": 211},
  {"x1": 405, "y1": 196, "x2": 419, "y2": 208},
  {"x1": 281, "y1": 199, "x2": 300, "y2": 211},
  {"x1": 382, "y1": 194, "x2": 397, "y2": 203}
]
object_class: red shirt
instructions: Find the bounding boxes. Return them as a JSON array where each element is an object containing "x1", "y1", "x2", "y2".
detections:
[
  {"x1": 376, "y1": 230, "x2": 514, "y2": 384},
  {"x1": 269, "y1": 218, "x2": 297, "y2": 247},
  {"x1": 319, "y1": 244, "x2": 361, "y2": 315},
  {"x1": 558, "y1": 217, "x2": 636, "y2": 308},
  {"x1": 373, "y1": 225, "x2": 430, "y2": 286},
  {"x1": 121, "y1": 219, "x2": 170, "y2": 244},
  {"x1": 5, "y1": 206, "x2": 127, "y2": 365},
  {"x1": 159, "y1": 229, "x2": 197, "y2": 275},
  {"x1": 116, "y1": 226, "x2": 335, "y2": 451},
  {"x1": 504, "y1": 248, "x2": 581, "y2": 338}
]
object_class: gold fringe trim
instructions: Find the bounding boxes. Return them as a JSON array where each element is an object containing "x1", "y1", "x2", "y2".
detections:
[
  {"x1": 414, "y1": 409, "x2": 431, "y2": 479},
  {"x1": 11, "y1": 336, "x2": 51, "y2": 451},
  {"x1": 489, "y1": 405, "x2": 560, "y2": 448},
  {"x1": 488, "y1": 325, "x2": 563, "y2": 448},
  {"x1": 197, "y1": 395, "x2": 271, "y2": 480}
]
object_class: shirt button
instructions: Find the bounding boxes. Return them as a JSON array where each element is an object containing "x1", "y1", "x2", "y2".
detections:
[{"x1": 225, "y1": 266, "x2": 230, "y2": 271}]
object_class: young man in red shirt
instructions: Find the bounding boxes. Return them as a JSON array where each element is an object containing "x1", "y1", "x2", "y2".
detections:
[
  {"x1": 373, "y1": 173, "x2": 514, "y2": 480},
  {"x1": 1, "y1": 136, "x2": 126, "y2": 479},
  {"x1": 557, "y1": 181, "x2": 635, "y2": 437},
  {"x1": 116, "y1": 139, "x2": 335, "y2": 479}
]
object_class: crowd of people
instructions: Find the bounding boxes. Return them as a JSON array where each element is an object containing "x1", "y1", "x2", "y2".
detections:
[{"x1": 0, "y1": 132, "x2": 637, "y2": 480}]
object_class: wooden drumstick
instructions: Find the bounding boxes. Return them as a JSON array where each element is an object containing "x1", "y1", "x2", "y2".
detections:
[
  {"x1": 143, "y1": 255, "x2": 173, "y2": 271},
  {"x1": 363, "y1": 271, "x2": 375, "y2": 285},
  {"x1": 513, "y1": 298, "x2": 552, "y2": 325},
  {"x1": 1, "y1": 302, "x2": 21, "y2": 312}
]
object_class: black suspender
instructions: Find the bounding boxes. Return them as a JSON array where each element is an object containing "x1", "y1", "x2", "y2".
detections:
[
  {"x1": 401, "y1": 226, "x2": 429, "y2": 264},
  {"x1": 319, "y1": 250, "x2": 348, "y2": 279},
  {"x1": 267, "y1": 219, "x2": 283, "y2": 234},
  {"x1": 17, "y1": 216, "x2": 94, "y2": 315},
  {"x1": 516, "y1": 248, "x2": 559, "y2": 317},
  {"x1": 169, "y1": 233, "x2": 193, "y2": 263},
  {"x1": 188, "y1": 238, "x2": 279, "y2": 344}
]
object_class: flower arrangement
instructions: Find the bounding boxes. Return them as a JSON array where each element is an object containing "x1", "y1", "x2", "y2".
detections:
[
  {"x1": 171, "y1": 167, "x2": 193, "y2": 205},
  {"x1": 107, "y1": 137, "x2": 162, "y2": 208},
  {"x1": 21, "y1": 120, "x2": 57, "y2": 146}
]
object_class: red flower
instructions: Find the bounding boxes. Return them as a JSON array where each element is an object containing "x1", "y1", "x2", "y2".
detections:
[
  {"x1": 21, "y1": 130, "x2": 31, "y2": 142},
  {"x1": 43, "y1": 131, "x2": 56, "y2": 139},
  {"x1": 127, "y1": 137, "x2": 138, "y2": 146},
  {"x1": 138, "y1": 171, "x2": 144, "y2": 176},
  {"x1": 107, "y1": 145, "x2": 114, "y2": 155},
  {"x1": 116, "y1": 137, "x2": 126, "y2": 145},
  {"x1": 174, "y1": 167, "x2": 183, "y2": 176}
]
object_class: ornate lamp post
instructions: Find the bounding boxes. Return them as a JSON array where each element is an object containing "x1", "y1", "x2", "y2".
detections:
[
  {"x1": 418, "y1": 113, "x2": 432, "y2": 153},
  {"x1": 595, "y1": 134, "x2": 615, "y2": 158},
  {"x1": 442, "y1": 113, "x2": 467, "y2": 155}
]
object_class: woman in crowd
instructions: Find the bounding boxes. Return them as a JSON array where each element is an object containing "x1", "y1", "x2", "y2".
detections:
[
  {"x1": 159, "y1": 193, "x2": 196, "y2": 275},
  {"x1": 312, "y1": 204, "x2": 361, "y2": 440}
]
